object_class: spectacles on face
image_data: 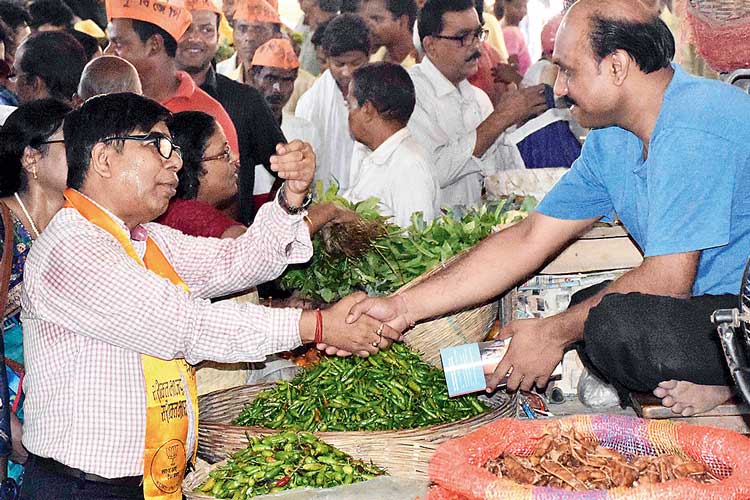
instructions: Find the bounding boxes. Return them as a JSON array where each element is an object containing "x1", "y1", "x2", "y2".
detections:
[
  {"x1": 102, "y1": 132, "x2": 182, "y2": 160},
  {"x1": 36, "y1": 139, "x2": 65, "y2": 146},
  {"x1": 201, "y1": 144, "x2": 233, "y2": 163},
  {"x1": 432, "y1": 27, "x2": 489, "y2": 47}
]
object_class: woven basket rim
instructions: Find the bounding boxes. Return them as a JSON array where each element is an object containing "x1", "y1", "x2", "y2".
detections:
[
  {"x1": 688, "y1": 0, "x2": 750, "y2": 22},
  {"x1": 198, "y1": 382, "x2": 511, "y2": 435}
]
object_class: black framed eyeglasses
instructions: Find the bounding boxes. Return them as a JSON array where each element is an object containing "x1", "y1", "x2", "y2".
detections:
[
  {"x1": 102, "y1": 133, "x2": 182, "y2": 160},
  {"x1": 37, "y1": 139, "x2": 65, "y2": 145},
  {"x1": 432, "y1": 27, "x2": 489, "y2": 47},
  {"x1": 201, "y1": 144, "x2": 233, "y2": 163}
]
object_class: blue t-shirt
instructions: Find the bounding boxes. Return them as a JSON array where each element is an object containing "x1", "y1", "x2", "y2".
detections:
[{"x1": 537, "y1": 65, "x2": 750, "y2": 296}]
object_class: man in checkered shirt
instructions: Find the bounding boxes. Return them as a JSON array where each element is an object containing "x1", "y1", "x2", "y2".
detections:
[{"x1": 17, "y1": 92, "x2": 398, "y2": 499}]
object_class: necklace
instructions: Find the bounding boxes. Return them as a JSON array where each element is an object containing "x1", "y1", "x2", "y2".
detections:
[{"x1": 14, "y1": 192, "x2": 40, "y2": 239}]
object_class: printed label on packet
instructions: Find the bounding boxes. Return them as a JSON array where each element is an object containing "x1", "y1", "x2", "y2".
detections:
[{"x1": 441, "y1": 341, "x2": 507, "y2": 397}]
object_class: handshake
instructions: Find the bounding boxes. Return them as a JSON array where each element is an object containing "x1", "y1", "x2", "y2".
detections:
[{"x1": 299, "y1": 292, "x2": 413, "y2": 357}]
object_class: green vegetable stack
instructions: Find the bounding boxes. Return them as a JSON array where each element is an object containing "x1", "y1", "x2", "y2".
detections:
[
  {"x1": 233, "y1": 343, "x2": 488, "y2": 432},
  {"x1": 197, "y1": 432, "x2": 384, "y2": 498},
  {"x1": 281, "y1": 183, "x2": 537, "y2": 302}
]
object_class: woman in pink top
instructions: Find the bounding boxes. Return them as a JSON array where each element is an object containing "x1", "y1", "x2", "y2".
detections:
[{"x1": 496, "y1": 0, "x2": 532, "y2": 76}]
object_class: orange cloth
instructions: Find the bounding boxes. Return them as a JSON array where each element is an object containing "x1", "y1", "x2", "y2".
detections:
[
  {"x1": 63, "y1": 188, "x2": 199, "y2": 500},
  {"x1": 184, "y1": 0, "x2": 221, "y2": 14},
  {"x1": 162, "y1": 71, "x2": 240, "y2": 157},
  {"x1": 105, "y1": 0, "x2": 193, "y2": 43},
  {"x1": 233, "y1": 0, "x2": 280, "y2": 24},
  {"x1": 251, "y1": 38, "x2": 298, "y2": 69}
]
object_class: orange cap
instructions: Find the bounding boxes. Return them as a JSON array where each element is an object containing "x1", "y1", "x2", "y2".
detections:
[
  {"x1": 251, "y1": 38, "x2": 299, "y2": 69},
  {"x1": 184, "y1": 0, "x2": 221, "y2": 14},
  {"x1": 266, "y1": 0, "x2": 278, "y2": 10},
  {"x1": 106, "y1": 0, "x2": 193, "y2": 42},
  {"x1": 233, "y1": 0, "x2": 280, "y2": 24}
]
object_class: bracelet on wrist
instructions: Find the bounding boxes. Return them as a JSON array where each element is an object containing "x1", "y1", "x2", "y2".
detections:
[
  {"x1": 277, "y1": 181, "x2": 312, "y2": 215},
  {"x1": 314, "y1": 308, "x2": 323, "y2": 343}
]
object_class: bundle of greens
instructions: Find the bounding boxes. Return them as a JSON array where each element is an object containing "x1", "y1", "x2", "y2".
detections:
[
  {"x1": 281, "y1": 183, "x2": 537, "y2": 302},
  {"x1": 233, "y1": 343, "x2": 488, "y2": 432},
  {"x1": 197, "y1": 432, "x2": 384, "y2": 498}
]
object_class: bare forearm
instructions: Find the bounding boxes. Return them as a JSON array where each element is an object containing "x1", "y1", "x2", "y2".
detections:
[
  {"x1": 400, "y1": 214, "x2": 583, "y2": 322},
  {"x1": 549, "y1": 253, "x2": 698, "y2": 347},
  {"x1": 305, "y1": 203, "x2": 337, "y2": 235},
  {"x1": 473, "y1": 110, "x2": 515, "y2": 157}
]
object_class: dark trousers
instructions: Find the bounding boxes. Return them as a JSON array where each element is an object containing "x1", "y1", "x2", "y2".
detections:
[
  {"x1": 19, "y1": 456, "x2": 144, "y2": 500},
  {"x1": 570, "y1": 282, "x2": 737, "y2": 404}
]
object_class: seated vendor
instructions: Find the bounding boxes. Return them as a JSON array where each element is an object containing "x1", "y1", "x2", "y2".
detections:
[
  {"x1": 18, "y1": 92, "x2": 400, "y2": 499},
  {"x1": 345, "y1": 0, "x2": 750, "y2": 418},
  {"x1": 342, "y1": 62, "x2": 440, "y2": 228}
]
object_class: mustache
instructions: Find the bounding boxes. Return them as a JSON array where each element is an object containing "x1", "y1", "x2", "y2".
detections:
[
  {"x1": 465, "y1": 50, "x2": 482, "y2": 62},
  {"x1": 265, "y1": 94, "x2": 286, "y2": 104},
  {"x1": 561, "y1": 95, "x2": 576, "y2": 107}
]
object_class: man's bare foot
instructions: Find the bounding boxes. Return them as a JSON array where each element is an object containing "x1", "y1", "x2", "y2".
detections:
[{"x1": 653, "y1": 380, "x2": 733, "y2": 416}]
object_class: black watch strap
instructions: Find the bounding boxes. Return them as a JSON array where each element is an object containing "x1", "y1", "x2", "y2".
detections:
[{"x1": 277, "y1": 183, "x2": 312, "y2": 215}]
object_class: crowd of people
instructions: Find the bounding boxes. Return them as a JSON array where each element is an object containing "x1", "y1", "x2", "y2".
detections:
[{"x1": 0, "y1": 0, "x2": 745, "y2": 498}]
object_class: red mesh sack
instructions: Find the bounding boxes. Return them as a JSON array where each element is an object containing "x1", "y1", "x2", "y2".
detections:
[
  {"x1": 686, "y1": 0, "x2": 750, "y2": 72},
  {"x1": 428, "y1": 415, "x2": 750, "y2": 500}
]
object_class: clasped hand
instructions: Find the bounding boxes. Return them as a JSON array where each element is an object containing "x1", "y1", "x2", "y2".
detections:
[{"x1": 318, "y1": 293, "x2": 403, "y2": 357}]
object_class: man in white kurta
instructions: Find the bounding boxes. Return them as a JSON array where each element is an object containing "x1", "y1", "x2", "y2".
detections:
[
  {"x1": 408, "y1": 0, "x2": 548, "y2": 208},
  {"x1": 342, "y1": 62, "x2": 439, "y2": 228},
  {"x1": 295, "y1": 14, "x2": 372, "y2": 190}
]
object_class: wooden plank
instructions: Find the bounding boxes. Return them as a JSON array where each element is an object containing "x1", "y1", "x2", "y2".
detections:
[
  {"x1": 578, "y1": 225, "x2": 630, "y2": 239},
  {"x1": 632, "y1": 392, "x2": 750, "y2": 418},
  {"x1": 541, "y1": 237, "x2": 643, "y2": 274}
]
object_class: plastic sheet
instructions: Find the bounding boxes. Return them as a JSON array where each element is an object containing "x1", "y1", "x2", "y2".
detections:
[{"x1": 428, "y1": 415, "x2": 750, "y2": 500}]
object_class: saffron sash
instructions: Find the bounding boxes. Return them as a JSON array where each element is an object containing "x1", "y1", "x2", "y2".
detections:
[{"x1": 63, "y1": 188, "x2": 198, "y2": 499}]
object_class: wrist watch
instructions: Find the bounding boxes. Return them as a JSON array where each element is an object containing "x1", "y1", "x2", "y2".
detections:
[{"x1": 277, "y1": 182, "x2": 312, "y2": 215}]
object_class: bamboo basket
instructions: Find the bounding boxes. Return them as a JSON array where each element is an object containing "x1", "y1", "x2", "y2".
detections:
[
  {"x1": 396, "y1": 251, "x2": 499, "y2": 368},
  {"x1": 687, "y1": 0, "x2": 750, "y2": 72},
  {"x1": 196, "y1": 384, "x2": 517, "y2": 482}
]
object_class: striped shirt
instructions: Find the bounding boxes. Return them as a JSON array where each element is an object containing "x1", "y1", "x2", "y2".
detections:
[{"x1": 21, "y1": 195, "x2": 311, "y2": 478}]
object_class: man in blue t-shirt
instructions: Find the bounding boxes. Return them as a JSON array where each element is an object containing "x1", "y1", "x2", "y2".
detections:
[{"x1": 344, "y1": 0, "x2": 750, "y2": 417}]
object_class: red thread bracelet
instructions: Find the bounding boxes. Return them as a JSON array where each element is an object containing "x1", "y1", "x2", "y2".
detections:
[{"x1": 314, "y1": 308, "x2": 323, "y2": 343}]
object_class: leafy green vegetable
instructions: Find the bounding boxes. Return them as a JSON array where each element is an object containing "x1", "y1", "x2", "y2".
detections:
[{"x1": 281, "y1": 184, "x2": 537, "y2": 302}]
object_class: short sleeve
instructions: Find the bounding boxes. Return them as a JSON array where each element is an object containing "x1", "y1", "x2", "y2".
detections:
[
  {"x1": 536, "y1": 131, "x2": 615, "y2": 221},
  {"x1": 643, "y1": 128, "x2": 735, "y2": 257}
]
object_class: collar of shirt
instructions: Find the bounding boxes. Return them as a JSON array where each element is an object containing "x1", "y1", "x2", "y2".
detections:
[
  {"x1": 166, "y1": 71, "x2": 199, "y2": 102},
  {"x1": 231, "y1": 63, "x2": 246, "y2": 83},
  {"x1": 67, "y1": 190, "x2": 149, "y2": 242},
  {"x1": 360, "y1": 127, "x2": 411, "y2": 167},
  {"x1": 420, "y1": 55, "x2": 476, "y2": 101},
  {"x1": 200, "y1": 65, "x2": 218, "y2": 96}
]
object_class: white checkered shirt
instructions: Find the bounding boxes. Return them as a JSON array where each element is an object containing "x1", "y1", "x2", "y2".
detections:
[{"x1": 21, "y1": 197, "x2": 312, "y2": 478}]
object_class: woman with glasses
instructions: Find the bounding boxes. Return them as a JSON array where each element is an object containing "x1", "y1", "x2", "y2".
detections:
[
  {"x1": 160, "y1": 110, "x2": 360, "y2": 239},
  {"x1": 157, "y1": 111, "x2": 245, "y2": 239},
  {"x1": 0, "y1": 98, "x2": 71, "y2": 489}
]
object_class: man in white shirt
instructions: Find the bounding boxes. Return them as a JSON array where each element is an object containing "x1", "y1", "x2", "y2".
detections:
[
  {"x1": 343, "y1": 62, "x2": 439, "y2": 228},
  {"x1": 249, "y1": 38, "x2": 322, "y2": 202},
  {"x1": 295, "y1": 13, "x2": 370, "y2": 190},
  {"x1": 408, "y1": 0, "x2": 547, "y2": 208}
]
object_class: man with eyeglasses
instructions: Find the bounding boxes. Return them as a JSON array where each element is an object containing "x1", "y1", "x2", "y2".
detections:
[
  {"x1": 407, "y1": 0, "x2": 547, "y2": 209},
  {"x1": 18, "y1": 92, "x2": 400, "y2": 499}
]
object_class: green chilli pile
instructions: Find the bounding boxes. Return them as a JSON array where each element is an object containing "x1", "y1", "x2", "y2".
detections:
[
  {"x1": 197, "y1": 432, "x2": 383, "y2": 498},
  {"x1": 233, "y1": 343, "x2": 488, "y2": 432},
  {"x1": 281, "y1": 183, "x2": 537, "y2": 302}
]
